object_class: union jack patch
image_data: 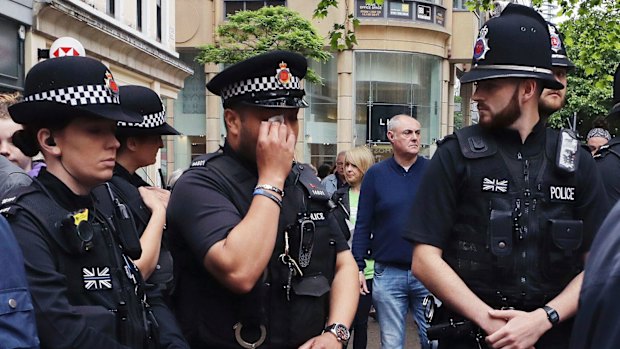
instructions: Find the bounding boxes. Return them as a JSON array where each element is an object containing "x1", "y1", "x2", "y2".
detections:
[
  {"x1": 83, "y1": 267, "x2": 112, "y2": 290},
  {"x1": 482, "y1": 178, "x2": 508, "y2": 193}
]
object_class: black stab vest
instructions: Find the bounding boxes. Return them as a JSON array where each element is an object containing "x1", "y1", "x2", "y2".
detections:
[
  {"x1": 1, "y1": 184, "x2": 155, "y2": 348},
  {"x1": 176, "y1": 152, "x2": 345, "y2": 348},
  {"x1": 445, "y1": 125, "x2": 583, "y2": 307}
]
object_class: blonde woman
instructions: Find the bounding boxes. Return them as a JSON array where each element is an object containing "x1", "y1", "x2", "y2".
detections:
[{"x1": 332, "y1": 146, "x2": 375, "y2": 349}]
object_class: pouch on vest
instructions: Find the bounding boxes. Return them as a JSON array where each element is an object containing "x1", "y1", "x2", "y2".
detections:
[
  {"x1": 548, "y1": 219, "x2": 583, "y2": 256},
  {"x1": 489, "y1": 210, "x2": 513, "y2": 257}
]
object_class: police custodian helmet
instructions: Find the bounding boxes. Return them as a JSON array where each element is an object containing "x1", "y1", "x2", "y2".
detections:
[
  {"x1": 116, "y1": 85, "x2": 180, "y2": 136},
  {"x1": 547, "y1": 22, "x2": 575, "y2": 70},
  {"x1": 460, "y1": 2, "x2": 564, "y2": 90},
  {"x1": 207, "y1": 50, "x2": 309, "y2": 109},
  {"x1": 9, "y1": 56, "x2": 142, "y2": 124}
]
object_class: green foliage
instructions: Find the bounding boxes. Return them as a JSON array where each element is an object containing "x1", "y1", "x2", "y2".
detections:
[
  {"x1": 313, "y1": 0, "x2": 360, "y2": 51},
  {"x1": 196, "y1": 6, "x2": 332, "y2": 84},
  {"x1": 454, "y1": 95, "x2": 464, "y2": 129},
  {"x1": 547, "y1": 5, "x2": 620, "y2": 136}
]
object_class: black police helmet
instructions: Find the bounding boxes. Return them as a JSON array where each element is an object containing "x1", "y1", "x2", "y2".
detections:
[
  {"x1": 460, "y1": 3, "x2": 564, "y2": 90},
  {"x1": 547, "y1": 22, "x2": 575, "y2": 70},
  {"x1": 9, "y1": 56, "x2": 142, "y2": 124},
  {"x1": 610, "y1": 64, "x2": 620, "y2": 118},
  {"x1": 116, "y1": 85, "x2": 180, "y2": 136},
  {"x1": 207, "y1": 50, "x2": 308, "y2": 109}
]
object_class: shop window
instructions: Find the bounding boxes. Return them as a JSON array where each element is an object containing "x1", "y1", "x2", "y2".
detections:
[
  {"x1": 224, "y1": 0, "x2": 286, "y2": 17},
  {"x1": 355, "y1": 51, "x2": 442, "y2": 154}
]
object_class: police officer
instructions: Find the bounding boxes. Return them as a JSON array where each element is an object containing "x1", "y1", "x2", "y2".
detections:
[
  {"x1": 403, "y1": 4, "x2": 608, "y2": 349},
  {"x1": 570, "y1": 69, "x2": 620, "y2": 349},
  {"x1": 539, "y1": 22, "x2": 575, "y2": 118},
  {"x1": 94, "y1": 85, "x2": 179, "y2": 293},
  {"x1": 167, "y1": 51, "x2": 359, "y2": 349},
  {"x1": 0, "y1": 56, "x2": 188, "y2": 348},
  {"x1": 94, "y1": 85, "x2": 188, "y2": 347},
  {"x1": 593, "y1": 65, "x2": 620, "y2": 205}
]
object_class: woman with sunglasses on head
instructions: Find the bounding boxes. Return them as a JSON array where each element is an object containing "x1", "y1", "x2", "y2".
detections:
[{"x1": 0, "y1": 56, "x2": 188, "y2": 349}]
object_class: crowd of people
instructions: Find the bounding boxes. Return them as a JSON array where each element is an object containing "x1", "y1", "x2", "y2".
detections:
[{"x1": 0, "y1": 2, "x2": 620, "y2": 349}]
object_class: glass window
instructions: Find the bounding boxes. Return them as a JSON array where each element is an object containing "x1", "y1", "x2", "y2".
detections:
[
  {"x1": 107, "y1": 0, "x2": 115, "y2": 16},
  {"x1": 137, "y1": 0, "x2": 143, "y2": 31},
  {"x1": 305, "y1": 58, "x2": 338, "y2": 165},
  {"x1": 224, "y1": 1, "x2": 286, "y2": 18},
  {"x1": 156, "y1": 0, "x2": 162, "y2": 41},
  {"x1": 355, "y1": 51, "x2": 442, "y2": 155}
]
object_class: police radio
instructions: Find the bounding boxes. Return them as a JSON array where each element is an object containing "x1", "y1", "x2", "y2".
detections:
[
  {"x1": 556, "y1": 129, "x2": 579, "y2": 173},
  {"x1": 104, "y1": 183, "x2": 142, "y2": 260}
]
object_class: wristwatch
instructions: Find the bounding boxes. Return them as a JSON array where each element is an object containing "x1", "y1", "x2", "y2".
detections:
[
  {"x1": 323, "y1": 323, "x2": 350, "y2": 343},
  {"x1": 542, "y1": 305, "x2": 560, "y2": 327}
]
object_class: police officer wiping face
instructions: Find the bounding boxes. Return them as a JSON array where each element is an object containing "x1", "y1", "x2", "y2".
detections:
[{"x1": 208, "y1": 52, "x2": 305, "y2": 168}]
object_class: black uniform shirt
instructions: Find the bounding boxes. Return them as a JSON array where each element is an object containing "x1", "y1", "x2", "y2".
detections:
[
  {"x1": 168, "y1": 143, "x2": 349, "y2": 266},
  {"x1": 167, "y1": 143, "x2": 349, "y2": 348},
  {"x1": 570, "y1": 200, "x2": 620, "y2": 349},
  {"x1": 403, "y1": 122, "x2": 607, "y2": 252},
  {"x1": 594, "y1": 137, "x2": 620, "y2": 207}
]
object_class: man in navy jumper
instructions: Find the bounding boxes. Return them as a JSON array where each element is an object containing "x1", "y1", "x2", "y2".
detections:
[{"x1": 352, "y1": 114, "x2": 431, "y2": 349}]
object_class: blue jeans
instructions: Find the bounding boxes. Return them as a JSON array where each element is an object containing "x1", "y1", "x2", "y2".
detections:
[{"x1": 373, "y1": 262, "x2": 431, "y2": 349}]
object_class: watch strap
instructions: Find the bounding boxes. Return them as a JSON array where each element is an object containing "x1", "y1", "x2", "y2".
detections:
[{"x1": 542, "y1": 305, "x2": 559, "y2": 326}]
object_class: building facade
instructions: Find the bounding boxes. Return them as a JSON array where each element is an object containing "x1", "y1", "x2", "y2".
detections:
[
  {"x1": 0, "y1": 0, "x2": 193, "y2": 185},
  {"x1": 173, "y1": 0, "x2": 481, "y2": 169}
]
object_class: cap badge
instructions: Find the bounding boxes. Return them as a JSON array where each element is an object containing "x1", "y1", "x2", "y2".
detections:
[
  {"x1": 104, "y1": 71, "x2": 119, "y2": 95},
  {"x1": 473, "y1": 26, "x2": 491, "y2": 61},
  {"x1": 548, "y1": 26, "x2": 562, "y2": 53},
  {"x1": 276, "y1": 61, "x2": 291, "y2": 85}
]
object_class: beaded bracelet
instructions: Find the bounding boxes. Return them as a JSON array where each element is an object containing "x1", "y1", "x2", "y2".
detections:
[
  {"x1": 255, "y1": 184, "x2": 284, "y2": 197},
  {"x1": 253, "y1": 188, "x2": 282, "y2": 208}
]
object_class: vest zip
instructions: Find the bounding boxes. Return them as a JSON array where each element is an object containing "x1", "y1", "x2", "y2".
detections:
[{"x1": 519, "y1": 158, "x2": 531, "y2": 296}]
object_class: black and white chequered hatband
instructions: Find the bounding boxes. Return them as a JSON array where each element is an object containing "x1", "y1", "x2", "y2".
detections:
[
  {"x1": 221, "y1": 75, "x2": 302, "y2": 100},
  {"x1": 24, "y1": 84, "x2": 120, "y2": 107},
  {"x1": 117, "y1": 107, "x2": 166, "y2": 129}
]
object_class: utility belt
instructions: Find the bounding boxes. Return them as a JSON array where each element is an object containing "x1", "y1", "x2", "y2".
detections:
[{"x1": 424, "y1": 296, "x2": 483, "y2": 344}]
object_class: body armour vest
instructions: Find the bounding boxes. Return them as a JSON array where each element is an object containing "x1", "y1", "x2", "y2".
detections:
[
  {"x1": 94, "y1": 174, "x2": 175, "y2": 292},
  {"x1": 174, "y1": 151, "x2": 344, "y2": 348},
  {"x1": 444, "y1": 125, "x2": 583, "y2": 307},
  {"x1": 1, "y1": 183, "x2": 157, "y2": 348}
]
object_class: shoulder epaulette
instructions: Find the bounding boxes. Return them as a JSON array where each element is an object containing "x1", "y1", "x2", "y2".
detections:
[{"x1": 454, "y1": 125, "x2": 497, "y2": 159}]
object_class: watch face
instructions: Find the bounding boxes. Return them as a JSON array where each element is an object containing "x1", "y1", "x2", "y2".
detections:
[{"x1": 334, "y1": 324, "x2": 350, "y2": 341}]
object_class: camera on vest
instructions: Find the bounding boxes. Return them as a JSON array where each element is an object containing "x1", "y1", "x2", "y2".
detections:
[{"x1": 56, "y1": 208, "x2": 95, "y2": 255}]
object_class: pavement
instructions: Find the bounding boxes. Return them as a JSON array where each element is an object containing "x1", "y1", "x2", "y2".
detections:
[{"x1": 351, "y1": 313, "x2": 422, "y2": 349}]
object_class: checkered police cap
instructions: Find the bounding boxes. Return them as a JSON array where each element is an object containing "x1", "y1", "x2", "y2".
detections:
[
  {"x1": 221, "y1": 75, "x2": 302, "y2": 100},
  {"x1": 460, "y1": 2, "x2": 564, "y2": 90},
  {"x1": 208, "y1": 51, "x2": 308, "y2": 109},
  {"x1": 116, "y1": 85, "x2": 180, "y2": 136},
  {"x1": 24, "y1": 84, "x2": 119, "y2": 106},
  {"x1": 9, "y1": 56, "x2": 141, "y2": 124},
  {"x1": 117, "y1": 108, "x2": 166, "y2": 128}
]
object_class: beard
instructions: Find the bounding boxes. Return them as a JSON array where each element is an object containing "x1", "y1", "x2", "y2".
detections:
[
  {"x1": 479, "y1": 87, "x2": 521, "y2": 130},
  {"x1": 539, "y1": 93, "x2": 565, "y2": 118}
]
